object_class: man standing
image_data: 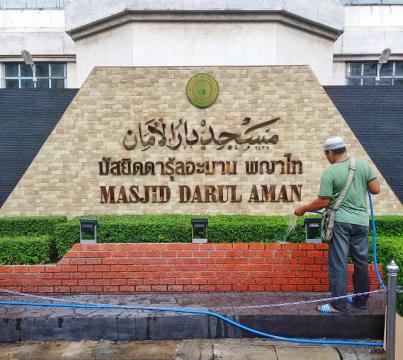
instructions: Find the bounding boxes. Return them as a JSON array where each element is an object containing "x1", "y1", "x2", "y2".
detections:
[{"x1": 294, "y1": 137, "x2": 380, "y2": 313}]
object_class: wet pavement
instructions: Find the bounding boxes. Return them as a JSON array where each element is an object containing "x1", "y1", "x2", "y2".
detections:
[{"x1": 0, "y1": 292, "x2": 386, "y2": 342}]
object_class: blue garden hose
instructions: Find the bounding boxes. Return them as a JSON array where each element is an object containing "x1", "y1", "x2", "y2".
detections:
[
  {"x1": 368, "y1": 192, "x2": 387, "y2": 290},
  {"x1": 0, "y1": 193, "x2": 385, "y2": 347}
]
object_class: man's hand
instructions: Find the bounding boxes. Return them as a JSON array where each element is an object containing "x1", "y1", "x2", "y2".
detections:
[
  {"x1": 294, "y1": 206, "x2": 306, "y2": 216},
  {"x1": 294, "y1": 198, "x2": 331, "y2": 217}
]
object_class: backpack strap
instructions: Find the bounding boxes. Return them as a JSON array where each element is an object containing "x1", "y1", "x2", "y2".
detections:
[{"x1": 332, "y1": 158, "x2": 356, "y2": 211}]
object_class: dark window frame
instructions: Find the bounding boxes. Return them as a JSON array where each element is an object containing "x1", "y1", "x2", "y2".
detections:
[
  {"x1": 4, "y1": 62, "x2": 67, "y2": 89},
  {"x1": 346, "y1": 61, "x2": 403, "y2": 85}
]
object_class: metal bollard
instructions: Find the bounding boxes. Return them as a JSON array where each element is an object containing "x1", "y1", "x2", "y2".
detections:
[{"x1": 386, "y1": 260, "x2": 400, "y2": 360}]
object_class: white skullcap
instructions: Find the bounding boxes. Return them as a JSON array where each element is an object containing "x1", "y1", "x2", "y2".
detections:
[{"x1": 324, "y1": 137, "x2": 346, "y2": 151}]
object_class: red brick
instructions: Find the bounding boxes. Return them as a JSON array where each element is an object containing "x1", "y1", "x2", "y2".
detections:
[
  {"x1": 65, "y1": 259, "x2": 86, "y2": 265},
  {"x1": 103, "y1": 286, "x2": 119, "y2": 292},
  {"x1": 281, "y1": 285, "x2": 297, "y2": 291},
  {"x1": 54, "y1": 273, "x2": 70, "y2": 279},
  {"x1": 86, "y1": 272, "x2": 103, "y2": 279},
  {"x1": 110, "y1": 279, "x2": 127, "y2": 286},
  {"x1": 28, "y1": 265, "x2": 45, "y2": 272},
  {"x1": 85, "y1": 258, "x2": 102, "y2": 265},
  {"x1": 175, "y1": 278, "x2": 192, "y2": 285},
  {"x1": 127, "y1": 279, "x2": 143, "y2": 286},
  {"x1": 298, "y1": 244, "x2": 315, "y2": 250},
  {"x1": 304, "y1": 278, "x2": 321, "y2": 285},
  {"x1": 103, "y1": 272, "x2": 119, "y2": 279},
  {"x1": 289, "y1": 278, "x2": 304, "y2": 285},
  {"x1": 225, "y1": 250, "x2": 244, "y2": 257},
  {"x1": 259, "y1": 250, "x2": 274, "y2": 257},
  {"x1": 142, "y1": 251, "x2": 161, "y2": 257},
  {"x1": 78, "y1": 279, "x2": 94, "y2": 286},
  {"x1": 273, "y1": 278, "x2": 288, "y2": 285},
  {"x1": 305, "y1": 265, "x2": 322, "y2": 271},
  {"x1": 62, "y1": 280, "x2": 78, "y2": 286},
  {"x1": 264, "y1": 285, "x2": 281, "y2": 291},
  {"x1": 12, "y1": 265, "x2": 29, "y2": 273},
  {"x1": 117, "y1": 258, "x2": 140, "y2": 265},
  {"x1": 249, "y1": 244, "x2": 265, "y2": 250},
  {"x1": 127, "y1": 265, "x2": 142, "y2": 272},
  {"x1": 38, "y1": 286, "x2": 54, "y2": 293},
  {"x1": 216, "y1": 285, "x2": 232, "y2": 292},
  {"x1": 43, "y1": 265, "x2": 62, "y2": 272},
  {"x1": 43, "y1": 280, "x2": 62, "y2": 286},
  {"x1": 111, "y1": 265, "x2": 127, "y2": 272},
  {"x1": 77, "y1": 265, "x2": 94, "y2": 272},
  {"x1": 175, "y1": 250, "x2": 193, "y2": 257},
  {"x1": 192, "y1": 251, "x2": 210, "y2": 257},
  {"x1": 300, "y1": 257, "x2": 315, "y2": 264},
  {"x1": 315, "y1": 244, "x2": 328, "y2": 250},
  {"x1": 315, "y1": 258, "x2": 328, "y2": 265},
  {"x1": 21, "y1": 286, "x2": 38, "y2": 293},
  {"x1": 70, "y1": 273, "x2": 86, "y2": 279},
  {"x1": 167, "y1": 285, "x2": 183, "y2": 291},
  {"x1": 161, "y1": 251, "x2": 177, "y2": 257},
  {"x1": 281, "y1": 244, "x2": 298, "y2": 250},
  {"x1": 254, "y1": 278, "x2": 273, "y2": 285},
  {"x1": 249, "y1": 285, "x2": 265, "y2": 291},
  {"x1": 119, "y1": 286, "x2": 136, "y2": 292},
  {"x1": 266, "y1": 244, "x2": 282, "y2": 250},
  {"x1": 200, "y1": 285, "x2": 216, "y2": 291},
  {"x1": 232, "y1": 285, "x2": 248, "y2": 291},
  {"x1": 70, "y1": 286, "x2": 87, "y2": 292},
  {"x1": 289, "y1": 251, "x2": 306, "y2": 258},
  {"x1": 61, "y1": 265, "x2": 78, "y2": 272},
  {"x1": 94, "y1": 279, "x2": 111, "y2": 286},
  {"x1": 151, "y1": 285, "x2": 168, "y2": 291},
  {"x1": 283, "y1": 258, "x2": 298, "y2": 264},
  {"x1": 94, "y1": 265, "x2": 110, "y2": 272},
  {"x1": 102, "y1": 258, "x2": 120, "y2": 265},
  {"x1": 184, "y1": 285, "x2": 200, "y2": 291},
  {"x1": 136, "y1": 285, "x2": 152, "y2": 292},
  {"x1": 232, "y1": 244, "x2": 249, "y2": 250},
  {"x1": 87, "y1": 286, "x2": 103, "y2": 292},
  {"x1": 54, "y1": 286, "x2": 70, "y2": 293},
  {"x1": 307, "y1": 251, "x2": 323, "y2": 258}
]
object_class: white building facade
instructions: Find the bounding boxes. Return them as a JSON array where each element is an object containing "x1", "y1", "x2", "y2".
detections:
[{"x1": 0, "y1": 0, "x2": 402, "y2": 88}]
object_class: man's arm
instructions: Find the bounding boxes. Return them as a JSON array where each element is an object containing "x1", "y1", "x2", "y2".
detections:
[
  {"x1": 368, "y1": 179, "x2": 380, "y2": 194},
  {"x1": 294, "y1": 198, "x2": 331, "y2": 216}
]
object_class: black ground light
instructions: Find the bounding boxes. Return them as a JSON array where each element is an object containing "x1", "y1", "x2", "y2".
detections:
[
  {"x1": 304, "y1": 218, "x2": 322, "y2": 244},
  {"x1": 79, "y1": 218, "x2": 98, "y2": 244},
  {"x1": 191, "y1": 218, "x2": 208, "y2": 243}
]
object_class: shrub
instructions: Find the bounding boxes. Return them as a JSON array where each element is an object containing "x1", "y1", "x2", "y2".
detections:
[
  {"x1": 0, "y1": 236, "x2": 52, "y2": 265},
  {"x1": 375, "y1": 236, "x2": 403, "y2": 317},
  {"x1": 54, "y1": 215, "x2": 307, "y2": 258},
  {"x1": 0, "y1": 216, "x2": 66, "y2": 237}
]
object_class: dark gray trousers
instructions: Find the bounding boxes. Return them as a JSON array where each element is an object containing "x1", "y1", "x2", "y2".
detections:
[{"x1": 329, "y1": 221, "x2": 370, "y2": 311}]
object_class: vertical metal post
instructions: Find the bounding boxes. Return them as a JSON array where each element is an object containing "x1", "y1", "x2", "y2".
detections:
[{"x1": 386, "y1": 260, "x2": 400, "y2": 360}]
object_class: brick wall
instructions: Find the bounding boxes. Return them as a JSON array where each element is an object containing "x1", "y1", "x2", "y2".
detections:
[
  {"x1": 1, "y1": 66, "x2": 401, "y2": 217},
  {"x1": 0, "y1": 243, "x2": 381, "y2": 294}
]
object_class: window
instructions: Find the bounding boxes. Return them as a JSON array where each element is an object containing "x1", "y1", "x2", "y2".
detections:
[
  {"x1": 4, "y1": 62, "x2": 66, "y2": 89},
  {"x1": 0, "y1": 0, "x2": 68, "y2": 9},
  {"x1": 346, "y1": 61, "x2": 403, "y2": 85}
]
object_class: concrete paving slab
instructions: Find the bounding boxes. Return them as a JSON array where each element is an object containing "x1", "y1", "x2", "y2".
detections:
[
  {"x1": 174, "y1": 339, "x2": 214, "y2": 360},
  {"x1": 275, "y1": 346, "x2": 340, "y2": 360},
  {"x1": 213, "y1": 342, "x2": 277, "y2": 360}
]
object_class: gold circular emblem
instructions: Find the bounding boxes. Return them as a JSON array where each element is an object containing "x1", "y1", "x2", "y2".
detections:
[{"x1": 186, "y1": 73, "x2": 219, "y2": 108}]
